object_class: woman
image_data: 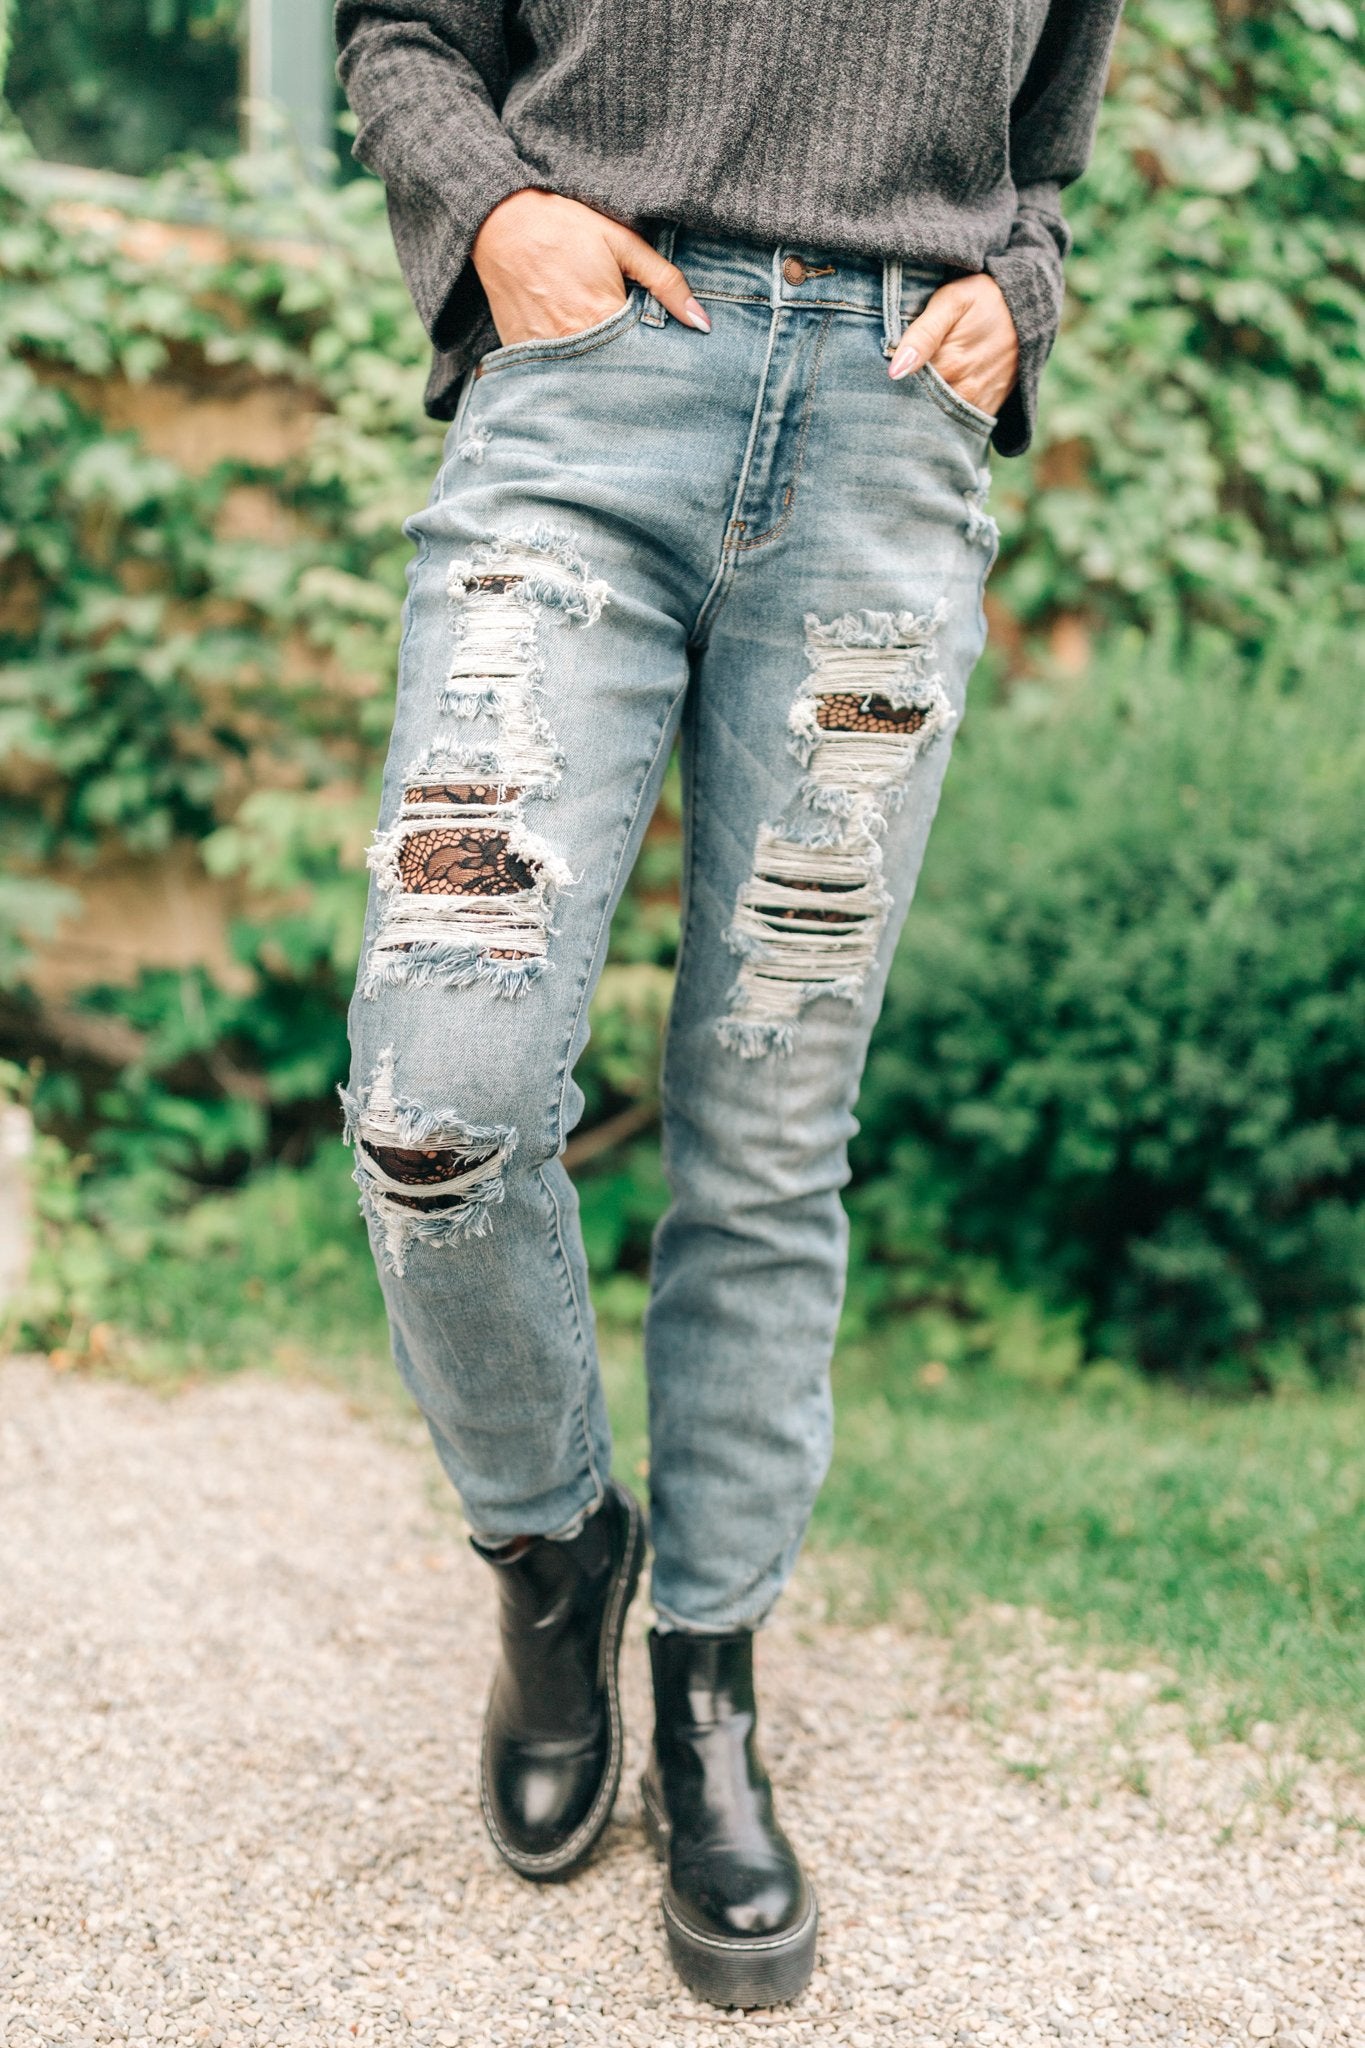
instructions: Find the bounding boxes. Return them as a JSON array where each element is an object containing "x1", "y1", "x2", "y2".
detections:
[{"x1": 335, "y1": 0, "x2": 1122, "y2": 2009}]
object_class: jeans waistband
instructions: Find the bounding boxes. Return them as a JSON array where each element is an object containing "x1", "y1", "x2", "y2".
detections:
[{"x1": 647, "y1": 224, "x2": 948, "y2": 356}]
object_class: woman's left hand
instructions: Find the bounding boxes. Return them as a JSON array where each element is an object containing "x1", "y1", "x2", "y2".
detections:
[{"x1": 888, "y1": 273, "x2": 1018, "y2": 419}]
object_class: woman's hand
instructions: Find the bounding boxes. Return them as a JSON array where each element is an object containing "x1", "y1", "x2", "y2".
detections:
[
  {"x1": 888, "y1": 273, "x2": 1018, "y2": 418},
  {"x1": 472, "y1": 190, "x2": 712, "y2": 347}
]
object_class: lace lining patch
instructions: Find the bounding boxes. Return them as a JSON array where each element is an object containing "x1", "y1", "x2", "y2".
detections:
[
  {"x1": 340, "y1": 1047, "x2": 517, "y2": 1274},
  {"x1": 360, "y1": 528, "x2": 608, "y2": 1001}
]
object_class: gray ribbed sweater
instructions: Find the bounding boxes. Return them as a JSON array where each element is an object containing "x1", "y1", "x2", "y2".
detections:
[{"x1": 334, "y1": 1, "x2": 1124, "y2": 456}]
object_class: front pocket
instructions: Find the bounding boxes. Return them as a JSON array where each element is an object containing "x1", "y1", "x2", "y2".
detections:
[
  {"x1": 476, "y1": 290, "x2": 645, "y2": 378},
  {"x1": 921, "y1": 361, "x2": 999, "y2": 436}
]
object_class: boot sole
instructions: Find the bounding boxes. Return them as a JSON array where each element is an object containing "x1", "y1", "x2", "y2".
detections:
[
  {"x1": 640, "y1": 1771, "x2": 818, "y2": 2008},
  {"x1": 479, "y1": 1481, "x2": 644, "y2": 1882}
]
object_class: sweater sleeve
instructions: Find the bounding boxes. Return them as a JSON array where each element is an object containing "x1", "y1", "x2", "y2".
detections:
[
  {"x1": 334, "y1": 2, "x2": 548, "y2": 349},
  {"x1": 984, "y1": 0, "x2": 1125, "y2": 457}
]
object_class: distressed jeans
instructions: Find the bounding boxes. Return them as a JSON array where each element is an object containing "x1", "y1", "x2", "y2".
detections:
[{"x1": 344, "y1": 233, "x2": 998, "y2": 1629}]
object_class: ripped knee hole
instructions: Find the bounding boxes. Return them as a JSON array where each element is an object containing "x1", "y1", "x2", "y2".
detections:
[{"x1": 341, "y1": 1047, "x2": 517, "y2": 1272}]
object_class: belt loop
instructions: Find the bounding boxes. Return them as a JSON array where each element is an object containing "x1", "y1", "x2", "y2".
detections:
[
  {"x1": 643, "y1": 223, "x2": 677, "y2": 327},
  {"x1": 881, "y1": 257, "x2": 903, "y2": 359}
]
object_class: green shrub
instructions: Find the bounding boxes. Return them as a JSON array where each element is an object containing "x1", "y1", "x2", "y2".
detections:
[
  {"x1": 0, "y1": 134, "x2": 679, "y2": 1183},
  {"x1": 854, "y1": 625, "x2": 1365, "y2": 1385},
  {"x1": 5, "y1": 0, "x2": 241, "y2": 177}
]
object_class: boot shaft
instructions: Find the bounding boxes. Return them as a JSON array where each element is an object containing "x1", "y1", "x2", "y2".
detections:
[{"x1": 476, "y1": 1486, "x2": 626, "y2": 1731}]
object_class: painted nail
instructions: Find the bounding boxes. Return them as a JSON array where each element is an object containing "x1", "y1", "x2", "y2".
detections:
[
  {"x1": 889, "y1": 346, "x2": 920, "y2": 380},
  {"x1": 683, "y1": 296, "x2": 712, "y2": 333}
]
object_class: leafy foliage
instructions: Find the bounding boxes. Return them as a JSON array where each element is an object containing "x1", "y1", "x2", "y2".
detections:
[
  {"x1": 6, "y1": 0, "x2": 241, "y2": 175},
  {"x1": 0, "y1": 136, "x2": 442, "y2": 1174},
  {"x1": 996, "y1": 0, "x2": 1365, "y2": 640},
  {"x1": 855, "y1": 625, "x2": 1365, "y2": 1387}
]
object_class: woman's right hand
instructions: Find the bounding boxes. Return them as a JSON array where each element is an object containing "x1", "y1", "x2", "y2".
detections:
[{"x1": 471, "y1": 190, "x2": 711, "y2": 347}]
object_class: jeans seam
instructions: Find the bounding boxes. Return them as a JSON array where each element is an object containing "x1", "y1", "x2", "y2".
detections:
[
  {"x1": 734, "y1": 311, "x2": 832, "y2": 552},
  {"x1": 538, "y1": 1158, "x2": 609, "y2": 1514},
  {"x1": 392, "y1": 532, "x2": 431, "y2": 685},
  {"x1": 545, "y1": 671, "x2": 691, "y2": 1502},
  {"x1": 444, "y1": 365, "x2": 477, "y2": 452},
  {"x1": 657, "y1": 667, "x2": 704, "y2": 1184},
  {"x1": 778, "y1": 295, "x2": 881, "y2": 316},
  {"x1": 643, "y1": 224, "x2": 677, "y2": 323},
  {"x1": 921, "y1": 360, "x2": 999, "y2": 434},
  {"x1": 478, "y1": 292, "x2": 645, "y2": 376},
  {"x1": 551, "y1": 678, "x2": 691, "y2": 1156},
  {"x1": 690, "y1": 302, "x2": 784, "y2": 645}
]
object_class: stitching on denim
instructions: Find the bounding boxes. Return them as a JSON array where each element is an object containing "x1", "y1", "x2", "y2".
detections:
[
  {"x1": 655, "y1": 669, "x2": 704, "y2": 1176},
  {"x1": 643, "y1": 224, "x2": 677, "y2": 324},
  {"x1": 544, "y1": 680, "x2": 689, "y2": 1497},
  {"x1": 734, "y1": 313, "x2": 832, "y2": 553},
  {"x1": 778, "y1": 295, "x2": 882, "y2": 317},
  {"x1": 921, "y1": 362, "x2": 997, "y2": 434},
  {"x1": 478, "y1": 293, "x2": 644, "y2": 377},
  {"x1": 539, "y1": 1158, "x2": 608, "y2": 1509},
  {"x1": 691, "y1": 303, "x2": 785, "y2": 645},
  {"x1": 391, "y1": 530, "x2": 431, "y2": 687},
  {"x1": 552, "y1": 672, "x2": 691, "y2": 1154},
  {"x1": 881, "y1": 256, "x2": 903, "y2": 356},
  {"x1": 441, "y1": 373, "x2": 477, "y2": 467}
]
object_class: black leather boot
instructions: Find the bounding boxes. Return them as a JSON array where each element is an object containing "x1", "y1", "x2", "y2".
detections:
[
  {"x1": 475, "y1": 1479, "x2": 643, "y2": 1880},
  {"x1": 641, "y1": 1627, "x2": 817, "y2": 2007}
]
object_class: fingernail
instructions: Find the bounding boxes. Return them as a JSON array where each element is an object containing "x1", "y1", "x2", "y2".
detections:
[
  {"x1": 889, "y1": 346, "x2": 919, "y2": 380},
  {"x1": 683, "y1": 296, "x2": 711, "y2": 333}
]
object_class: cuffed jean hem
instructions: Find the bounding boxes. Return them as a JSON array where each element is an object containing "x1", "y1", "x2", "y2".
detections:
[
  {"x1": 465, "y1": 1479, "x2": 605, "y2": 1551},
  {"x1": 650, "y1": 1600, "x2": 774, "y2": 1636}
]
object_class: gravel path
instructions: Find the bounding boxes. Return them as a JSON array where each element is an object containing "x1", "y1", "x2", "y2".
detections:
[{"x1": 2, "y1": 1357, "x2": 1362, "y2": 2048}]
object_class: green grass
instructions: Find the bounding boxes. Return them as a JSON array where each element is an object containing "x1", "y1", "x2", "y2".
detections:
[
  {"x1": 820, "y1": 1347, "x2": 1365, "y2": 1745},
  {"x1": 33, "y1": 1141, "x2": 1365, "y2": 1759},
  {"x1": 57, "y1": 1142, "x2": 396, "y2": 1402},
  {"x1": 595, "y1": 1307, "x2": 1365, "y2": 1755}
]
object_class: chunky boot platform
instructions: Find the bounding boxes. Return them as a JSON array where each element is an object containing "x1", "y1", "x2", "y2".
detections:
[
  {"x1": 641, "y1": 1627, "x2": 817, "y2": 2007},
  {"x1": 476, "y1": 1479, "x2": 644, "y2": 1880}
]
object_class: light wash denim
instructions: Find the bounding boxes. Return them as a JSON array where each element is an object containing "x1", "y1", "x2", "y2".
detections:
[{"x1": 344, "y1": 231, "x2": 998, "y2": 1630}]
